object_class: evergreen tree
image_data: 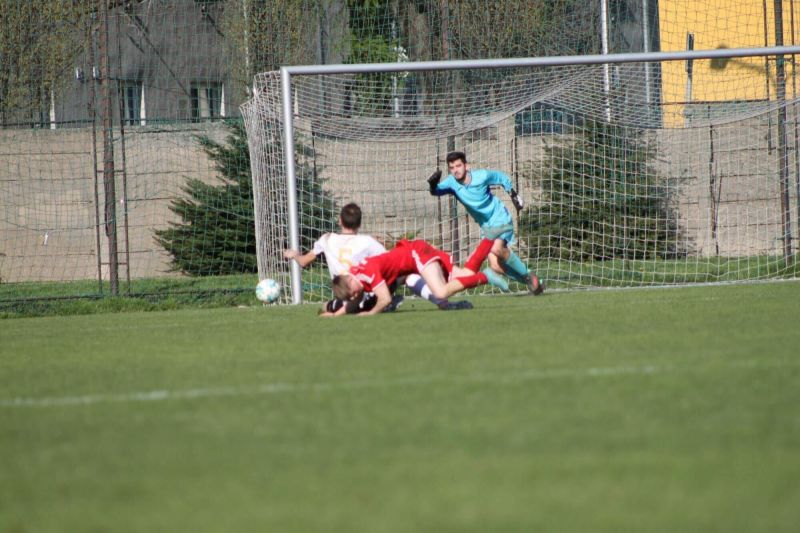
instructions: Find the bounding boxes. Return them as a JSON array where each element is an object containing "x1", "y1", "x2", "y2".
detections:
[
  {"x1": 519, "y1": 120, "x2": 687, "y2": 262},
  {"x1": 155, "y1": 121, "x2": 336, "y2": 276}
]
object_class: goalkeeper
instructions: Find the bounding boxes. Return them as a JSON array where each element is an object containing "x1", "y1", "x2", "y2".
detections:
[{"x1": 427, "y1": 151, "x2": 544, "y2": 295}]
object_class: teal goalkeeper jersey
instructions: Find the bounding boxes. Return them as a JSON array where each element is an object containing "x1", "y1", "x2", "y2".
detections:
[{"x1": 432, "y1": 169, "x2": 514, "y2": 229}]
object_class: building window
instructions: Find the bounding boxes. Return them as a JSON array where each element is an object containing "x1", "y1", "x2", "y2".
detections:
[
  {"x1": 120, "y1": 81, "x2": 144, "y2": 126},
  {"x1": 191, "y1": 82, "x2": 224, "y2": 122}
]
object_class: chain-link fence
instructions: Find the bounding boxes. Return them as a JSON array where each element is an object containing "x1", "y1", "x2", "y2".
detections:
[{"x1": 2, "y1": 1, "x2": 798, "y2": 313}]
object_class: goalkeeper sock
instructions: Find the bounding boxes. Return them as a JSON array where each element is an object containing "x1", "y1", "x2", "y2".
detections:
[
  {"x1": 405, "y1": 274, "x2": 447, "y2": 306},
  {"x1": 501, "y1": 252, "x2": 531, "y2": 284},
  {"x1": 465, "y1": 239, "x2": 494, "y2": 272},
  {"x1": 455, "y1": 272, "x2": 488, "y2": 289}
]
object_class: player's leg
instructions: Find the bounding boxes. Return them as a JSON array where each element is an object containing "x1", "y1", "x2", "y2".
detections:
[
  {"x1": 487, "y1": 253, "x2": 503, "y2": 273},
  {"x1": 476, "y1": 239, "x2": 508, "y2": 292},
  {"x1": 407, "y1": 241, "x2": 452, "y2": 299},
  {"x1": 464, "y1": 238, "x2": 494, "y2": 272},
  {"x1": 418, "y1": 261, "x2": 451, "y2": 300},
  {"x1": 421, "y1": 262, "x2": 487, "y2": 300},
  {"x1": 447, "y1": 240, "x2": 492, "y2": 295},
  {"x1": 406, "y1": 274, "x2": 479, "y2": 310},
  {"x1": 408, "y1": 240, "x2": 487, "y2": 300},
  {"x1": 490, "y1": 238, "x2": 510, "y2": 261},
  {"x1": 495, "y1": 242, "x2": 545, "y2": 295},
  {"x1": 412, "y1": 268, "x2": 472, "y2": 311},
  {"x1": 502, "y1": 251, "x2": 531, "y2": 281},
  {"x1": 405, "y1": 273, "x2": 449, "y2": 306},
  {"x1": 458, "y1": 236, "x2": 512, "y2": 292},
  {"x1": 483, "y1": 253, "x2": 510, "y2": 292}
]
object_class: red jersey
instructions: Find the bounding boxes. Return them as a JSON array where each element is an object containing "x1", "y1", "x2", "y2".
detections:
[{"x1": 349, "y1": 239, "x2": 453, "y2": 292}]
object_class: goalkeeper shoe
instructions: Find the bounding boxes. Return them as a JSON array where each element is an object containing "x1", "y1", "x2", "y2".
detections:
[
  {"x1": 482, "y1": 268, "x2": 510, "y2": 293},
  {"x1": 527, "y1": 274, "x2": 545, "y2": 296},
  {"x1": 439, "y1": 300, "x2": 473, "y2": 311}
]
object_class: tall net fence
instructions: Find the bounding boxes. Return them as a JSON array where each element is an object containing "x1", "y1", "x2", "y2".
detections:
[
  {"x1": 3, "y1": 0, "x2": 800, "y2": 312},
  {"x1": 243, "y1": 48, "x2": 800, "y2": 303}
]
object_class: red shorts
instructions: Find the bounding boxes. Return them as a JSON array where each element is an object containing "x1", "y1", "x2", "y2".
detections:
[{"x1": 399, "y1": 240, "x2": 453, "y2": 276}]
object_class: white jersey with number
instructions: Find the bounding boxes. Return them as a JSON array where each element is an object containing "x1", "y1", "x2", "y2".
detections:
[{"x1": 312, "y1": 233, "x2": 386, "y2": 278}]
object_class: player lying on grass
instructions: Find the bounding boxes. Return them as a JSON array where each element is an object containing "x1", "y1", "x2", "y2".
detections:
[
  {"x1": 427, "y1": 150, "x2": 544, "y2": 295},
  {"x1": 284, "y1": 203, "x2": 466, "y2": 314},
  {"x1": 325, "y1": 238, "x2": 495, "y2": 317}
]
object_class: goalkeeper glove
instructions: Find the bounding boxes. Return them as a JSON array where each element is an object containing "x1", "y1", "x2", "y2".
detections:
[
  {"x1": 510, "y1": 188, "x2": 524, "y2": 212},
  {"x1": 427, "y1": 169, "x2": 442, "y2": 195}
]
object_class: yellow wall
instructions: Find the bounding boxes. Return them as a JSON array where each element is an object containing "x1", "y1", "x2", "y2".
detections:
[{"x1": 658, "y1": 0, "x2": 800, "y2": 124}]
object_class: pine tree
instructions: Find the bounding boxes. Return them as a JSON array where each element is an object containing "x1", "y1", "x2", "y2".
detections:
[
  {"x1": 519, "y1": 120, "x2": 687, "y2": 262},
  {"x1": 155, "y1": 121, "x2": 336, "y2": 276}
]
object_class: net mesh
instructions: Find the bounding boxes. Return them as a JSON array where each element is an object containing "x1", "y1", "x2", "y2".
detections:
[{"x1": 243, "y1": 52, "x2": 800, "y2": 303}]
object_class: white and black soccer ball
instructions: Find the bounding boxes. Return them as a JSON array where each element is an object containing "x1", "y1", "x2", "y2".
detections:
[{"x1": 255, "y1": 278, "x2": 281, "y2": 303}]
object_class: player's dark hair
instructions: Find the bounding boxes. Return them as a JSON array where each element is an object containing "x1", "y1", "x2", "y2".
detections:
[
  {"x1": 345, "y1": 299, "x2": 362, "y2": 314},
  {"x1": 446, "y1": 151, "x2": 467, "y2": 165},
  {"x1": 339, "y1": 203, "x2": 362, "y2": 230}
]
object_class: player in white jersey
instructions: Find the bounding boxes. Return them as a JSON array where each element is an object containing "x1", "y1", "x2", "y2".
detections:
[
  {"x1": 310, "y1": 232, "x2": 387, "y2": 278},
  {"x1": 283, "y1": 203, "x2": 394, "y2": 314}
]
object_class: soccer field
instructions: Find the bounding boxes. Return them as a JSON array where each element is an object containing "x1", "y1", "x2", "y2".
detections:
[{"x1": 1, "y1": 282, "x2": 799, "y2": 532}]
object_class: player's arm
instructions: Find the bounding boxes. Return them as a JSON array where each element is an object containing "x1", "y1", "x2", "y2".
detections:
[
  {"x1": 358, "y1": 283, "x2": 392, "y2": 316},
  {"x1": 427, "y1": 169, "x2": 449, "y2": 197},
  {"x1": 319, "y1": 305, "x2": 348, "y2": 318},
  {"x1": 485, "y1": 169, "x2": 524, "y2": 211},
  {"x1": 283, "y1": 249, "x2": 317, "y2": 268}
]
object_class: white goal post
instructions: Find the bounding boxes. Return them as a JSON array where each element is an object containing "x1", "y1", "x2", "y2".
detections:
[{"x1": 242, "y1": 46, "x2": 800, "y2": 304}]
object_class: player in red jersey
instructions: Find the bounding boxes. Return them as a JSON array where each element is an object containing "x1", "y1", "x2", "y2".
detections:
[{"x1": 325, "y1": 238, "x2": 495, "y2": 316}]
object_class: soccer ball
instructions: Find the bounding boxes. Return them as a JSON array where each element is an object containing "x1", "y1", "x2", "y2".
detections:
[{"x1": 255, "y1": 278, "x2": 281, "y2": 303}]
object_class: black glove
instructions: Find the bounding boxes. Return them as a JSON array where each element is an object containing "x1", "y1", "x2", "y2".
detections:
[
  {"x1": 510, "y1": 188, "x2": 524, "y2": 212},
  {"x1": 427, "y1": 169, "x2": 442, "y2": 195}
]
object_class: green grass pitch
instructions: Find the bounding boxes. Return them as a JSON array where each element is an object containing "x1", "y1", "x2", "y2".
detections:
[{"x1": 1, "y1": 282, "x2": 799, "y2": 532}]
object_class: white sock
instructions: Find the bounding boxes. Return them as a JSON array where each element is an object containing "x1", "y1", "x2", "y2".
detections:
[{"x1": 406, "y1": 274, "x2": 445, "y2": 304}]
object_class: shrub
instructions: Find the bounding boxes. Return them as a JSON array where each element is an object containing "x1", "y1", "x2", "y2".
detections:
[
  {"x1": 519, "y1": 120, "x2": 688, "y2": 261},
  {"x1": 155, "y1": 120, "x2": 336, "y2": 276}
]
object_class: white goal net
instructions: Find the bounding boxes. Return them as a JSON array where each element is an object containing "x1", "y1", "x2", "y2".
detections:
[{"x1": 242, "y1": 48, "x2": 800, "y2": 304}]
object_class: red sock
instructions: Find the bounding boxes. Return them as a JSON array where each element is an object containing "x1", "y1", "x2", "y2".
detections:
[
  {"x1": 455, "y1": 272, "x2": 488, "y2": 289},
  {"x1": 465, "y1": 239, "x2": 494, "y2": 272}
]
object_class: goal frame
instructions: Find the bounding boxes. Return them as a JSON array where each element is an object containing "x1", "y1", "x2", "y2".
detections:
[{"x1": 276, "y1": 45, "x2": 800, "y2": 304}]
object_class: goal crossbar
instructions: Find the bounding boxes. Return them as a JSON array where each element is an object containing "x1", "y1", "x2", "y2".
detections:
[{"x1": 281, "y1": 45, "x2": 800, "y2": 76}]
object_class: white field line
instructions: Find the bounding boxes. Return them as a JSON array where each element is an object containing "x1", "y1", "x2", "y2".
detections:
[
  {"x1": 1, "y1": 359, "x2": 794, "y2": 409},
  {"x1": 527, "y1": 277, "x2": 800, "y2": 294}
]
